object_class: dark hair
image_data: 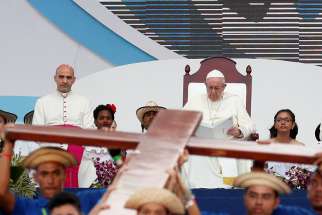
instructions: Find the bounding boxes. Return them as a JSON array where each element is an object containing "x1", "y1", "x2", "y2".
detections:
[
  {"x1": 138, "y1": 205, "x2": 170, "y2": 215},
  {"x1": 93, "y1": 104, "x2": 115, "y2": 121},
  {"x1": 308, "y1": 168, "x2": 322, "y2": 185},
  {"x1": 314, "y1": 168, "x2": 322, "y2": 177},
  {"x1": 48, "y1": 192, "x2": 81, "y2": 214},
  {"x1": 245, "y1": 187, "x2": 279, "y2": 198},
  {"x1": 269, "y1": 109, "x2": 298, "y2": 139},
  {"x1": 315, "y1": 124, "x2": 321, "y2": 141}
]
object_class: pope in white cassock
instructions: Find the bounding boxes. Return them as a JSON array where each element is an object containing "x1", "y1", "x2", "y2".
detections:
[
  {"x1": 182, "y1": 69, "x2": 255, "y2": 188},
  {"x1": 32, "y1": 64, "x2": 96, "y2": 188}
]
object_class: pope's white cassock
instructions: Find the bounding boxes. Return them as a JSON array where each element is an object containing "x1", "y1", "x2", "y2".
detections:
[
  {"x1": 31, "y1": 91, "x2": 96, "y2": 187},
  {"x1": 182, "y1": 92, "x2": 254, "y2": 188}
]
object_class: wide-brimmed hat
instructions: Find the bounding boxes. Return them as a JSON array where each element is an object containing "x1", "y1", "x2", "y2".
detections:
[
  {"x1": 233, "y1": 172, "x2": 291, "y2": 194},
  {"x1": 24, "y1": 110, "x2": 34, "y2": 125},
  {"x1": 136, "y1": 101, "x2": 166, "y2": 124},
  {"x1": 0, "y1": 110, "x2": 17, "y2": 123},
  {"x1": 125, "y1": 187, "x2": 184, "y2": 214},
  {"x1": 22, "y1": 147, "x2": 77, "y2": 169}
]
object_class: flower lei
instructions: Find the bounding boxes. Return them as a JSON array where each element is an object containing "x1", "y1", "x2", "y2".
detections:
[
  {"x1": 266, "y1": 165, "x2": 313, "y2": 189},
  {"x1": 92, "y1": 157, "x2": 119, "y2": 188}
]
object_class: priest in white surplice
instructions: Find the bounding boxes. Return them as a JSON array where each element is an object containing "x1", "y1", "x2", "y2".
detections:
[
  {"x1": 32, "y1": 64, "x2": 96, "y2": 188},
  {"x1": 182, "y1": 70, "x2": 255, "y2": 188}
]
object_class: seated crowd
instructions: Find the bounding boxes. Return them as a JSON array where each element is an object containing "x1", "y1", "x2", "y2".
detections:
[{"x1": 0, "y1": 64, "x2": 322, "y2": 215}]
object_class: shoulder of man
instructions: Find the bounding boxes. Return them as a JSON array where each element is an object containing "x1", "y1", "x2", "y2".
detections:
[
  {"x1": 36, "y1": 93, "x2": 51, "y2": 101},
  {"x1": 75, "y1": 189, "x2": 106, "y2": 214},
  {"x1": 70, "y1": 93, "x2": 90, "y2": 103},
  {"x1": 273, "y1": 205, "x2": 316, "y2": 215},
  {"x1": 76, "y1": 188, "x2": 105, "y2": 200},
  {"x1": 13, "y1": 195, "x2": 46, "y2": 215},
  {"x1": 222, "y1": 92, "x2": 245, "y2": 107},
  {"x1": 35, "y1": 92, "x2": 59, "y2": 102},
  {"x1": 223, "y1": 92, "x2": 240, "y2": 100}
]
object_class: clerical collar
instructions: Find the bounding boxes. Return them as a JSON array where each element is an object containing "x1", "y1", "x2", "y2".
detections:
[{"x1": 57, "y1": 90, "x2": 72, "y2": 98}]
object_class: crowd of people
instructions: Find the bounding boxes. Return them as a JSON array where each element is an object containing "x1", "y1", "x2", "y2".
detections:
[{"x1": 0, "y1": 64, "x2": 322, "y2": 214}]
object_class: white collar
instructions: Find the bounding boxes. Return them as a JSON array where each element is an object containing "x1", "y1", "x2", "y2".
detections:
[{"x1": 56, "y1": 90, "x2": 72, "y2": 98}]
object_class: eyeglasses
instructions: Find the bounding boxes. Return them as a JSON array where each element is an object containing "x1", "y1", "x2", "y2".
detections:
[{"x1": 275, "y1": 118, "x2": 293, "y2": 123}]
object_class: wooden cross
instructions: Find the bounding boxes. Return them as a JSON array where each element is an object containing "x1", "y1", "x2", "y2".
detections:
[{"x1": 5, "y1": 109, "x2": 322, "y2": 214}]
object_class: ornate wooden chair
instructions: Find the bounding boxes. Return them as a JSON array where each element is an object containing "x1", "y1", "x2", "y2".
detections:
[
  {"x1": 183, "y1": 56, "x2": 252, "y2": 114},
  {"x1": 183, "y1": 56, "x2": 257, "y2": 140},
  {"x1": 24, "y1": 110, "x2": 34, "y2": 125}
]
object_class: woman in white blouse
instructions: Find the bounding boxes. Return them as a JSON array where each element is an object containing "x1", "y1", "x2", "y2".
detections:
[
  {"x1": 265, "y1": 109, "x2": 313, "y2": 185},
  {"x1": 268, "y1": 109, "x2": 303, "y2": 145}
]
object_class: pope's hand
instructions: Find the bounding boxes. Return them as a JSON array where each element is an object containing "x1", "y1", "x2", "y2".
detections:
[{"x1": 227, "y1": 127, "x2": 243, "y2": 138}]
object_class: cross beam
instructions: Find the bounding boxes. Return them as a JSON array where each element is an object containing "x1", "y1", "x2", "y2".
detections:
[{"x1": 5, "y1": 125, "x2": 322, "y2": 164}]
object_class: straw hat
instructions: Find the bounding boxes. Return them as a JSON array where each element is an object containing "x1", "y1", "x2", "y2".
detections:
[
  {"x1": 24, "y1": 110, "x2": 34, "y2": 125},
  {"x1": 23, "y1": 147, "x2": 77, "y2": 169},
  {"x1": 136, "y1": 101, "x2": 166, "y2": 124},
  {"x1": 125, "y1": 187, "x2": 184, "y2": 214},
  {"x1": 233, "y1": 172, "x2": 291, "y2": 194},
  {"x1": 206, "y1": 69, "x2": 225, "y2": 80},
  {"x1": 0, "y1": 109, "x2": 17, "y2": 123}
]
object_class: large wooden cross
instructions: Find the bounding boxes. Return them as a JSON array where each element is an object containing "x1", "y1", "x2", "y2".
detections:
[{"x1": 5, "y1": 110, "x2": 322, "y2": 214}]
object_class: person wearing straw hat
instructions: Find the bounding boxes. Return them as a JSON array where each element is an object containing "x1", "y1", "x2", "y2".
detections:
[
  {"x1": 0, "y1": 138, "x2": 105, "y2": 215},
  {"x1": 125, "y1": 187, "x2": 185, "y2": 215},
  {"x1": 0, "y1": 110, "x2": 17, "y2": 151},
  {"x1": 0, "y1": 110, "x2": 17, "y2": 135},
  {"x1": 32, "y1": 64, "x2": 95, "y2": 188},
  {"x1": 136, "y1": 101, "x2": 166, "y2": 133},
  {"x1": 0, "y1": 109, "x2": 17, "y2": 124},
  {"x1": 88, "y1": 187, "x2": 186, "y2": 215},
  {"x1": 234, "y1": 172, "x2": 313, "y2": 215},
  {"x1": 182, "y1": 69, "x2": 254, "y2": 189}
]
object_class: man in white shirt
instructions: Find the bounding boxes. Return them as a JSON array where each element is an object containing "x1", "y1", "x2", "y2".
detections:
[
  {"x1": 182, "y1": 69, "x2": 254, "y2": 188},
  {"x1": 32, "y1": 64, "x2": 95, "y2": 188},
  {"x1": 33, "y1": 64, "x2": 92, "y2": 127}
]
